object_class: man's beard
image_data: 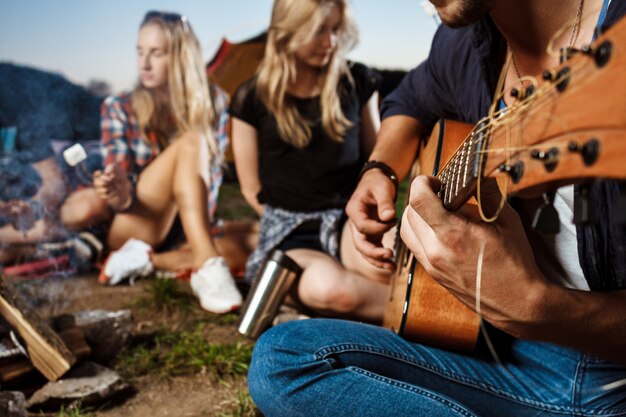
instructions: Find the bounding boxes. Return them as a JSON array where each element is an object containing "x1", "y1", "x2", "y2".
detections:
[{"x1": 437, "y1": 0, "x2": 496, "y2": 28}]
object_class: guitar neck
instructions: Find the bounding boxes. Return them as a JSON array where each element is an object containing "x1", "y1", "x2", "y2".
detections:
[
  {"x1": 435, "y1": 15, "x2": 626, "y2": 211},
  {"x1": 436, "y1": 120, "x2": 490, "y2": 211}
]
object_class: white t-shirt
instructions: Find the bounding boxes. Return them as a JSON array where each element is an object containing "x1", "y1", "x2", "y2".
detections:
[{"x1": 524, "y1": 186, "x2": 589, "y2": 290}]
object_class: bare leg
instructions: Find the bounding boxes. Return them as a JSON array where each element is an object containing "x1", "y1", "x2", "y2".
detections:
[
  {"x1": 106, "y1": 132, "x2": 219, "y2": 269},
  {"x1": 151, "y1": 244, "x2": 195, "y2": 271},
  {"x1": 286, "y1": 222, "x2": 392, "y2": 323},
  {"x1": 150, "y1": 220, "x2": 259, "y2": 273},
  {"x1": 60, "y1": 187, "x2": 111, "y2": 231},
  {"x1": 171, "y1": 133, "x2": 217, "y2": 265}
]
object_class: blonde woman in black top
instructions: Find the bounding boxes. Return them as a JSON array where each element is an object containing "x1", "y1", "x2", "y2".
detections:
[{"x1": 231, "y1": 0, "x2": 391, "y2": 322}]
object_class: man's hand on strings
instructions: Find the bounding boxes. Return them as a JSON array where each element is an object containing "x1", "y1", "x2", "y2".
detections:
[{"x1": 400, "y1": 175, "x2": 548, "y2": 336}]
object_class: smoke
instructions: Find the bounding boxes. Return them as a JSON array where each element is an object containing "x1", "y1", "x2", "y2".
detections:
[{"x1": 0, "y1": 62, "x2": 104, "y2": 237}]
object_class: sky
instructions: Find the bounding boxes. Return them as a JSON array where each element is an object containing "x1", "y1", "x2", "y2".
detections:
[{"x1": 0, "y1": 0, "x2": 439, "y2": 94}]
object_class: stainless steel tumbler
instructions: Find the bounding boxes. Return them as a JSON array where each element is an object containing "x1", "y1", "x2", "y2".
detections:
[{"x1": 237, "y1": 249, "x2": 302, "y2": 339}]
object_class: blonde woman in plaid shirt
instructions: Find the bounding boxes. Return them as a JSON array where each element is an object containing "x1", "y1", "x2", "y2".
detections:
[{"x1": 94, "y1": 10, "x2": 244, "y2": 314}]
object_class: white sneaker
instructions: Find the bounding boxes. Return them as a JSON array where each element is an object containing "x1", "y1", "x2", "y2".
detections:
[
  {"x1": 98, "y1": 238, "x2": 153, "y2": 285},
  {"x1": 190, "y1": 257, "x2": 242, "y2": 314}
]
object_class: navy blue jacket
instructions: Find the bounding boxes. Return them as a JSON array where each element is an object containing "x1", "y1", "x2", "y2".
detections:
[{"x1": 381, "y1": 2, "x2": 626, "y2": 291}]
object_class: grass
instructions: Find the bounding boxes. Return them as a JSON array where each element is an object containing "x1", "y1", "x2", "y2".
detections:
[
  {"x1": 215, "y1": 181, "x2": 258, "y2": 221},
  {"x1": 115, "y1": 324, "x2": 254, "y2": 381},
  {"x1": 132, "y1": 278, "x2": 195, "y2": 313},
  {"x1": 396, "y1": 177, "x2": 410, "y2": 216},
  {"x1": 51, "y1": 401, "x2": 94, "y2": 417},
  {"x1": 217, "y1": 389, "x2": 259, "y2": 417},
  {"x1": 132, "y1": 278, "x2": 243, "y2": 325}
]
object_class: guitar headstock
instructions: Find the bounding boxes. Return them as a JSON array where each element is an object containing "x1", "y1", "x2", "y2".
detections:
[{"x1": 438, "y1": 16, "x2": 626, "y2": 213}]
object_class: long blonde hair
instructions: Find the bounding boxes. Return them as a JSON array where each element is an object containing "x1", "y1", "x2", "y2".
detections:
[
  {"x1": 132, "y1": 11, "x2": 219, "y2": 160},
  {"x1": 257, "y1": 0, "x2": 358, "y2": 148}
]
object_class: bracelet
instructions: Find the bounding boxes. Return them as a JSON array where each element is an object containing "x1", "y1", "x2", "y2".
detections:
[{"x1": 358, "y1": 160, "x2": 399, "y2": 198}]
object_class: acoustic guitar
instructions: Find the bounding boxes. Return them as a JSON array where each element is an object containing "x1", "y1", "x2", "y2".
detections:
[{"x1": 383, "y1": 16, "x2": 626, "y2": 352}]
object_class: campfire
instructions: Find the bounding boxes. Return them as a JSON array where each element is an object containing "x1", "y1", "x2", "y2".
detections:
[{"x1": 0, "y1": 275, "x2": 134, "y2": 414}]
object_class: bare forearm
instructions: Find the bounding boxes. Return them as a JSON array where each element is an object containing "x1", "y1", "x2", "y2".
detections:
[
  {"x1": 519, "y1": 285, "x2": 626, "y2": 365},
  {"x1": 368, "y1": 115, "x2": 423, "y2": 181},
  {"x1": 241, "y1": 188, "x2": 264, "y2": 217}
]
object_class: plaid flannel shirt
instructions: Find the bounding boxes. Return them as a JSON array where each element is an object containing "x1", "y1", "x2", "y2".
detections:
[
  {"x1": 244, "y1": 205, "x2": 343, "y2": 283},
  {"x1": 100, "y1": 87, "x2": 229, "y2": 219}
]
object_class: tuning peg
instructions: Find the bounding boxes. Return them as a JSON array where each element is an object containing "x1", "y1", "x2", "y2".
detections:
[
  {"x1": 568, "y1": 139, "x2": 600, "y2": 166},
  {"x1": 593, "y1": 41, "x2": 612, "y2": 67},
  {"x1": 499, "y1": 161, "x2": 524, "y2": 183},
  {"x1": 542, "y1": 70, "x2": 556, "y2": 81},
  {"x1": 532, "y1": 191, "x2": 560, "y2": 234},
  {"x1": 573, "y1": 185, "x2": 595, "y2": 225}
]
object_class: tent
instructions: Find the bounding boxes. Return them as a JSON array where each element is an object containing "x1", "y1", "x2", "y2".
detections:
[
  {"x1": 206, "y1": 31, "x2": 407, "y2": 100},
  {"x1": 206, "y1": 32, "x2": 267, "y2": 97}
]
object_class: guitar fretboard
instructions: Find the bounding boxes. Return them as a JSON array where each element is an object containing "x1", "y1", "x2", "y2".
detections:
[{"x1": 437, "y1": 121, "x2": 490, "y2": 211}]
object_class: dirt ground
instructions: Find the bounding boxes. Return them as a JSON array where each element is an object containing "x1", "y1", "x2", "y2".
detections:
[
  {"x1": 5, "y1": 181, "x2": 261, "y2": 417},
  {"x1": 16, "y1": 271, "x2": 258, "y2": 417}
]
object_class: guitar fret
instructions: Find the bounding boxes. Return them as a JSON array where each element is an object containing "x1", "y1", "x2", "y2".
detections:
[
  {"x1": 443, "y1": 168, "x2": 452, "y2": 205},
  {"x1": 454, "y1": 147, "x2": 463, "y2": 197},
  {"x1": 463, "y1": 138, "x2": 472, "y2": 187},
  {"x1": 452, "y1": 155, "x2": 459, "y2": 197},
  {"x1": 471, "y1": 135, "x2": 483, "y2": 178},
  {"x1": 439, "y1": 168, "x2": 446, "y2": 203}
]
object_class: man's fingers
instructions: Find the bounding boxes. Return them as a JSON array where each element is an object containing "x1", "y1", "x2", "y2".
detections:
[
  {"x1": 371, "y1": 181, "x2": 397, "y2": 223},
  {"x1": 350, "y1": 223, "x2": 395, "y2": 270},
  {"x1": 401, "y1": 206, "x2": 434, "y2": 272},
  {"x1": 407, "y1": 175, "x2": 448, "y2": 229},
  {"x1": 352, "y1": 216, "x2": 396, "y2": 237}
]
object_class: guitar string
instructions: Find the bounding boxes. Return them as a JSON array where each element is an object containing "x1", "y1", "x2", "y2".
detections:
[
  {"x1": 439, "y1": 11, "x2": 602, "y2": 187},
  {"x1": 471, "y1": 3, "x2": 626, "y2": 395},
  {"x1": 451, "y1": 9, "x2": 598, "y2": 159},
  {"x1": 438, "y1": 49, "x2": 595, "y2": 214},
  {"x1": 474, "y1": 241, "x2": 571, "y2": 395},
  {"x1": 475, "y1": 242, "x2": 506, "y2": 366},
  {"x1": 480, "y1": 3, "x2": 602, "y2": 160}
]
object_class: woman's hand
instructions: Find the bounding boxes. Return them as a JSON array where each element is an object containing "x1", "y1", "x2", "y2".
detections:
[{"x1": 93, "y1": 164, "x2": 133, "y2": 212}]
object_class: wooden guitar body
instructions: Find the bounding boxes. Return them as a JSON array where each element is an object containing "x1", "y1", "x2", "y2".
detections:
[
  {"x1": 383, "y1": 121, "x2": 481, "y2": 352},
  {"x1": 383, "y1": 16, "x2": 626, "y2": 352}
]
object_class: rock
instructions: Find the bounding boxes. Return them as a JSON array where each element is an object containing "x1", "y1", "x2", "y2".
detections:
[
  {"x1": 72, "y1": 309, "x2": 133, "y2": 364},
  {"x1": 0, "y1": 391, "x2": 27, "y2": 417},
  {"x1": 26, "y1": 361, "x2": 131, "y2": 411}
]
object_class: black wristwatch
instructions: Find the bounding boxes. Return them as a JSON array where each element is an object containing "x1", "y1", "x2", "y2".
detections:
[{"x1": 358, "y1": 160, "x2": 399, "y2": 199}]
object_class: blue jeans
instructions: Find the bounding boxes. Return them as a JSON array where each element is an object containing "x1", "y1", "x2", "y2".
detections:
[{"x1": 248, "y1": 319, "x2": 626, "y2": 417}]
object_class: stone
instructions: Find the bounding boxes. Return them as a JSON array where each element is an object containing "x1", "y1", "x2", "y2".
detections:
[
  {"x1": 0, "y1": 391, "x2": 27, "y2": 417},
  {"x1": 72, "y1": 309, "x2": 133, "y2": 364},
  {"x1": 26, "y1": 361, "x2": 131, "y2": 411}
]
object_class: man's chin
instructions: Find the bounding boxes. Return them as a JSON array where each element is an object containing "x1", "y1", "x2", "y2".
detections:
[{"x1": 435, "y1": 0, "x2": 495, "y2": 28}]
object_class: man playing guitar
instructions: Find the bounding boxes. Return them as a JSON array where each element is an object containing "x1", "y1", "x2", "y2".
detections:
[{"x1": 247, "y1": 1, "x2": 626, "y2": 416}]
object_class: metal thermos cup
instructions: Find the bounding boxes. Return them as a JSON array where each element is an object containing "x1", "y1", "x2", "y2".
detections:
[{"x1": 238, "y1": 249, "x2": 302, "y2": 339}]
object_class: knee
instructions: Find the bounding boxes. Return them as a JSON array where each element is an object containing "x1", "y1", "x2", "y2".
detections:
[
  {"x1": 248, "y1": 319, "x2": 328, "y2": 414},
  {"x1": 302, "y1": 275, "x2": 359, "y2": 313}
]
